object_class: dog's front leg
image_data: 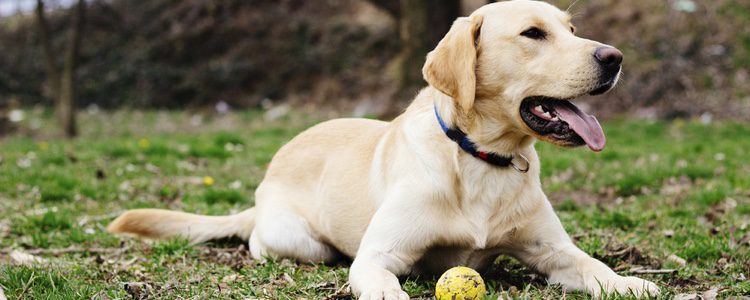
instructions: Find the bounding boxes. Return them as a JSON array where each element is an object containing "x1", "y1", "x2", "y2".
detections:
[
  {"x1": 349, "y1": 203, "x2": 429, "y2": 300},
  {"x1": 508, "y1": 199, "x2": 659, "y2": 298}
]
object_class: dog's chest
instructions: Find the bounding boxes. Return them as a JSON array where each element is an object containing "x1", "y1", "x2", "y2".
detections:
[
  {"x1": 415, "y1": 172, "x2": 534, "y2": 274},
  {"x1": 452, "y1": 164, "x2": 530, "y2": 248}
]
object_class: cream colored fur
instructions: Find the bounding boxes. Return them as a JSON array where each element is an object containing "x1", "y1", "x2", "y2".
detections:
[{"x1": 108, "y1": 1, "x2": 659, "y2": 298}]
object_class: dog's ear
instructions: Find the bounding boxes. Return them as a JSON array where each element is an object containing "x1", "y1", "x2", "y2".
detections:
[{"x1": 422, "y1": 15, "x2": 484, "y2": 113}]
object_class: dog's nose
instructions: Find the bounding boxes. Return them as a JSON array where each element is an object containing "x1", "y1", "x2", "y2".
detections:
[{"x1": 594, "y1": 47, "x2": 623, "y2": 69}]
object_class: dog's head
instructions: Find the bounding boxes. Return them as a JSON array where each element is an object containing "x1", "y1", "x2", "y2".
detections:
[{"x1": 423, "y1": 0, "x2": 621, "y2": 152}]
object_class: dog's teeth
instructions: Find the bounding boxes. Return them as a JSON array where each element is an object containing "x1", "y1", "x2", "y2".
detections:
[
  {"x1": 542, "y1": 112, "x2": 552, "y2": 119},
  {"x1": 551, "y1": 116, "x2": 559, "y2": 122},
  {"x1": 534, "y1": 105, "x2": 544, "y2": 113}
]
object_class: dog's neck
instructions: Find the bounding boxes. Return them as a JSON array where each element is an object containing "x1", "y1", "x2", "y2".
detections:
[{"x1": 433, "y1": 89, "x2": 533, "y2": 157}]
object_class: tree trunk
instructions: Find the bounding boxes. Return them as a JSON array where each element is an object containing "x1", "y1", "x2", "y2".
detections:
[
  {"x1": 371, "y1": 0, "x2": 461, "y2": 117},
  {"x1": 35, "y1": 0, "x2": 85, "y2": 138},
  {"x1": 395, "y1": 0, "x2": 460, "y2": 89},
  {"x1": 395, "y1": 0, "x2": 431, "y2": 90},
  {"x1": 58, "y1": 0, "x2": 86, "y2": 137}
]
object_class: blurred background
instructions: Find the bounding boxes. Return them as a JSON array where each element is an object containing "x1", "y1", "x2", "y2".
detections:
[{"x1": 0, "y1": 0, "x2": 749, "y2": 137}]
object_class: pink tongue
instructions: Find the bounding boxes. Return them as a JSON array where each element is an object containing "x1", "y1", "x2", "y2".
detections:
[{"x1": 551, "y1": 101, "x2": 606, "y2": 151}]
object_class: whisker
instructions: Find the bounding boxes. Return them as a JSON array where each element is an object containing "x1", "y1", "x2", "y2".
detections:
[{"x1": 566, "y1": 0, "x2": 583, "y2": 14}]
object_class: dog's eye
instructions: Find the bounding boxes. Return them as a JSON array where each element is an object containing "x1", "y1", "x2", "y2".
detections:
[{"x1": 521, "y1": 27, "x2": 546, "y2": 40}]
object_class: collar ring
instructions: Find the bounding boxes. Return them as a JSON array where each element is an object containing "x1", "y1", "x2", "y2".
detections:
[{"x1": 510, "y1": 154, "x2": 530, "y2": 173}]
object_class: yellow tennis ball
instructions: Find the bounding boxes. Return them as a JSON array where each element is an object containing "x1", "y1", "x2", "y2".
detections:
[{"x1": 435, "y1": 266, "x2": 486, "y2": 300}]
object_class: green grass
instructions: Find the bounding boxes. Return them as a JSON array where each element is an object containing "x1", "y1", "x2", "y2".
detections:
[{"x1": 0, "y1": 109, "x2": 748, "y2": 299}]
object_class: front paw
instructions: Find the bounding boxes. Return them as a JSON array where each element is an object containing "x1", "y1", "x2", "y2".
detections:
[
  {"x1": 359, "y1": 288, "x2": 410, "y2": 300},
  {"x1": 593, "y1": 276, "x2": 660, "y2": 298}
]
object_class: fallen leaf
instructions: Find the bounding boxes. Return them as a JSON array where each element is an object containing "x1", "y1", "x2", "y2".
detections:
[
  {"x1": 0, "y1": 219, "x2": 9, "y2": 239},
  {"x1": 123, "y1": 282, "x2": 152, "y2": 300},
  {"x1": 222, "y1": 274, "x2": 245, "y2": 283},
  {"x1": 664, "y1": 229, "x2": 675, "y2": 238},
  {"x1": 119, "y1": 181, "x2": 132, "y2": 192},
  {"x1": 282, "y1": 273, "x2": 295, "y2": 284},
  {"x1": 667, "y1": 254, "x2": 687, "y2": 267},
  {"x1": 10, "y1": 250, "x2": 47, "y2": 265},
  {"x1": 507, "y1": 286, "x2": 519, "y2": 296},
  {"x1": 716, "y1": 257, "x2": 729, "y2": 269},
  {"x1": 702, "y1": 288, "x2": 719, "y2": 300},
  {"x1": 674, "y1": 293, "x2": 698, "y2": 300},
  {"x1": 676, "y1": 159, "x2": 688, "y2": 168},
  {"x1": 661, "y1": 176, "x2": 693, "y2": 195},
  {"x1": 145, "y1": 164, "x2": 160, "y2": 174},
  {"x1": 218, "y1": 282, "x2": 230, "y2": 292},
  {"x1": 91, "y1": 291, "x2": 110, "y2": 300},
  {"x1": 16, "y1": 157, "x2": 31, "y2": 168}
]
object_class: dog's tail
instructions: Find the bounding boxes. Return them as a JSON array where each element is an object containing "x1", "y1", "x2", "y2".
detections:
[{"x1": 107, "y1": 208, "x2": 256, "y2": 244}]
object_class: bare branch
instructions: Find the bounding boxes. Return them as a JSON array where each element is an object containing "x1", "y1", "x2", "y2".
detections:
[{"x1": 629, "y1": 267, "x2": 677, "y2": 275}]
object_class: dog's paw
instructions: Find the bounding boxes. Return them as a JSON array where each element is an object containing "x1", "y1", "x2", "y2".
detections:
[
  {"x1": 358, "y1": 288, "x2": 410, "y2": 300},
  {"x1": 593, "y1": 276, "x2": 660, "y2": 298}
]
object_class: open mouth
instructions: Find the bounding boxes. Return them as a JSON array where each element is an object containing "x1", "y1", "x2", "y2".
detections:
[{"x1": 520, "y1": 96, "x2": 606, "y2": 151}]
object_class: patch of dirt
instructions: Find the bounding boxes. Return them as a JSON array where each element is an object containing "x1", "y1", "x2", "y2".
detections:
[
  {"x1": 661, "y1": 176, "x2": 695, "y2": 197},
  {"x1": 123, "y1": 282, "x2": 154, "y2": 300},
  {"x1": 483, "y1": 257, "x2": 546, "y2": 292},
  {"x1": 597, "y1": 239, "x2": 660, "y2": 270},
  {"x1": 703, "y1": 198, "x2": 738, "y2": 225},
  {"x1": 668, "y1": 275, "x2": 704, "y2": 289},
  {"x1": 120, "y1": 281, "x2": 194, "y2": 300},
  {"x1": 198, "y1": 245, "x2": 254, "y2": 269}
]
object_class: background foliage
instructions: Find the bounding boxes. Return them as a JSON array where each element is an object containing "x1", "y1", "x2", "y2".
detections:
[{"x1": 0, "y1": 0, "x2": 749, "y2": 119}]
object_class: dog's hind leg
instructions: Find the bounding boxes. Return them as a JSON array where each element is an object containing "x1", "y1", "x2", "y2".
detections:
[{"x1": 249, "y1": 205, "x2": 339, "y2": 264}]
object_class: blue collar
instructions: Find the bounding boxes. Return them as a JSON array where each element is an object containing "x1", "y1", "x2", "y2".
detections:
[{"x1": 434, "y1": 105, "x2": 516, "y2": 168}]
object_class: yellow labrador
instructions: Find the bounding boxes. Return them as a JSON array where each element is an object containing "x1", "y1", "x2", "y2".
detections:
[{"x1": 109, "y1": 1, "x2": 660, "y2": 298}]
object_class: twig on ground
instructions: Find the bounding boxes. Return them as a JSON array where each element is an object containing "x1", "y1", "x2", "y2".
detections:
[
  {"x1": 629, "y1": 267, "x2": 677, "y2": 274},
  {"x1": 0, "y1": 246, "x2": 120, "y2": 256},
  {"x1": 326, "y1": 282, "x2": 351, "y2": 299}
]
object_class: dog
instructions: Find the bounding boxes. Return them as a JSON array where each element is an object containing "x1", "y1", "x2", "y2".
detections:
[{"x1": 108, "y1": 1, "x2": 660, "y2": 298}]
